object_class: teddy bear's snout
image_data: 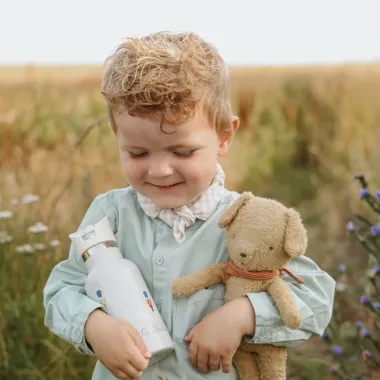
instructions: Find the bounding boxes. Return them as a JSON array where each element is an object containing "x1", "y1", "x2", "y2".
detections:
[{"x1": 240, "y1": 253, "x2": 247, "y2": 258}]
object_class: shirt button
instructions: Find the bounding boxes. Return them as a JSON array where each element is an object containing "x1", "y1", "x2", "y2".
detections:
[
  {"x1": 260, "y1": 331, "x2": 267, "y2": 338},
  {"x1": 73, "y1": 329, "x2": 82, "y2": 343},
  {"x1": 156, "y1": 257, "x2": 164, "y2": 265}
]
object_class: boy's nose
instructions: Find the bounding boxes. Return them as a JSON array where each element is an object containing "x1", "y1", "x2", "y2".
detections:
[{"x1": 148, "y1": 161, "x2": 174, "y2": 177}]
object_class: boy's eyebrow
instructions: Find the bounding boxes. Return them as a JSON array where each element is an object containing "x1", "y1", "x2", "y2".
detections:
[
  {"x1": 126, "y1": 143, "x2": 203, "y2": 150},
  {"x1": 165, "y1": 143, "x2": 203, "y2": 150}
]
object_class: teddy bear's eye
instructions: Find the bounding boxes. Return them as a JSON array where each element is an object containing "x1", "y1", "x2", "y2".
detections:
[{"x1": 269, "y1": 246, "x2": 274, "y2": 250}]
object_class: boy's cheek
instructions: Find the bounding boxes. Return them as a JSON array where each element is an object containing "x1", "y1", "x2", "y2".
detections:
[
  {"x1": 121, "y1": 159, "x2": 141, "y2": 177},
  {"x1": 186, "y1": 157, "x2": 219, "y2": 182},
  {"x1": 120, "y1": 164, "x2": 142, "y2": 186}
]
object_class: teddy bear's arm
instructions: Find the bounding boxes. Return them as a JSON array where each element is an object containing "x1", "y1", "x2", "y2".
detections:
[
  {"x1": 267, "y1": 278, "x2": 302, "y2": 329},
  {"x1": 171, "y1": 263, "x2": 227, "y2": 298}
]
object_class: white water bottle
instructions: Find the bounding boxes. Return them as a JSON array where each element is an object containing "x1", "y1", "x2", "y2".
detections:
[{"x1": 69, "y1": 216, "x2": 174, "y2": 364}]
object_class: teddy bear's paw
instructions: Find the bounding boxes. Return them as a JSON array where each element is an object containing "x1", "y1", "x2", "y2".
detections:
[
  {"x1": 171, "y1": 278, "x2": 192, "y2": 298},
  {"x1": 284, "y1": 312, "x2": 302, "y2": 329}
]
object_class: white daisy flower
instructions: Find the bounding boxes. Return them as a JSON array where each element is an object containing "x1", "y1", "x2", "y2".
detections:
[
  {"x1": 49, "y1": 240, "x2": 61, "y2": 247},
  {"x1": 27, "y1": 221, "x2": 48, "y2": 234},
  {"x1": 0, "y1": 231, "x2": 12, "y2": 244},
  {"x1": 22, "y1": 194, "x2": 40, "y2": 204},
  {"x1": 0, "y1": 211, "x2": 13, "y2": 220},
  {"x1": 16, "y1": 244, "x2": 35, "y2": 253},
  {"x1": 335, "y1": 281, "x2": 348, "y2": 292}
]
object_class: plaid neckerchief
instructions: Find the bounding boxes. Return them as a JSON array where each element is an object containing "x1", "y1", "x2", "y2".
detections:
[{"x1": 136, "y1": 163, "x2": 225, "y2": 243}]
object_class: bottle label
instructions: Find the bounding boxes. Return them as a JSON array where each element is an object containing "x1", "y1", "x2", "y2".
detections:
[
  {"x1": 139, "y1": 322, "x2": 168, "y2": 338},
  {"x1": 143, "y1": 291, "x2": 154, "y2": 312},
  {"x1": 96, "y1": 289, "x2": 108, "y2": 312}
]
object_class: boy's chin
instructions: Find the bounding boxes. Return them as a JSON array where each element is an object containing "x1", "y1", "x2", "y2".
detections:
[
  {"x1": 152, "y1": 197, "x2": 189, "y2": 210},
  {"x1": 146, "y1": 192, "x2": 192, "y2": 209}
]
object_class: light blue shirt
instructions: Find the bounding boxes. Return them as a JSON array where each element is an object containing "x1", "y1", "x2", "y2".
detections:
[{"x1": 43, "y1": 187, "x2": 336, "y2": 379}]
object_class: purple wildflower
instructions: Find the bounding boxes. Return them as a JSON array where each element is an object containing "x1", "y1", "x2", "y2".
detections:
[
  {"x1": 359, "y1": 188, "x2": 369, "y2": 199},
  {"x1": 362, "y1": 349, "x2": 373, "y2": 361},
  {"x1": 374, "y1": 265, "x2": 380, "y2": 275},
  {"x1": 329, "y1": 367, "x2": 338, "y2": 374},
  {"x1": 373, "y1": 302, "x2": 380, "y2": 310},
  {"x1": 355, "y1": 320, "x2": 363, "y2": 328},
  {"x1": 338, "y1": 264, "x2": 346, "y2": 273},
  {"x1": 370, "y1": 225, "x2": 380, "y2": 236},
  {"x1": 321, "y1": 332, "x2": 329, "y2": 340},
  {"x1": 332, "y1": 345, "x2": 343, "y2": 355},
  {"x1": 360, "y1": 328, "x2": 370, "y2": 338},
  {"x1": 376, "y1": 190, "x2": 380, "y2": 200},
  {"x1": 346, "y1": 221, "x2": 355, "y2": 232},
  {"x1": 360, "y1": 295, "x2": 371, "y2": 305}
]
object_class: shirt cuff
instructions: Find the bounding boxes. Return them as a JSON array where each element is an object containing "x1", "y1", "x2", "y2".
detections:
[
  {"x1": 244, "y1": 292, "x2": 313, "y2": 347},
  {"x1": 69, "y1": 303, "x2": 107, "y2": 355}
]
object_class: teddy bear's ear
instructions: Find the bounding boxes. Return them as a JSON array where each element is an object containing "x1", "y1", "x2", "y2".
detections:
[
  {"x1": 218, "y1": 192, "x2": 254, "y2": 229},
  {"x1": 284, "y1": 208, "x2": 308, "y2": 256}
]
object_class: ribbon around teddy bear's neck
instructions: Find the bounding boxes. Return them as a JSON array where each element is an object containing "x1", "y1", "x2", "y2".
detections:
[{"x1": 225, "y1": 259, "x2": 304, "y2": 284}]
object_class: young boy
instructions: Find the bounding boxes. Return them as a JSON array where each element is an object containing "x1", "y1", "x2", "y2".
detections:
[{"x1": 43, "y1": 32, "x2": 335, "y2": 380}]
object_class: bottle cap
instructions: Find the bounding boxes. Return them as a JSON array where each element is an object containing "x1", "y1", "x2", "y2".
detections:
[{"x1": 69, "y1": 216, "x2": 116, "y2": 256}]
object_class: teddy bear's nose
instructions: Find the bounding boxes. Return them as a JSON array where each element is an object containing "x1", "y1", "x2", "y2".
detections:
[{"x1": 240, "y1": 253, "x2": 247, "y2": 258}]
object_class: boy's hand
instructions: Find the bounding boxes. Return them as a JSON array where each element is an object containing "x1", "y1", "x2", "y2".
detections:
[
  {"x1": 184, "y1": 297, "x2": 255, "y2": 374},
  {"x1": 85, "y1": 309, "x2": 151, "y2": 380}
]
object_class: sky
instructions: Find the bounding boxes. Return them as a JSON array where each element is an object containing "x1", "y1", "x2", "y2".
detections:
[{"x1": 1, "y1": 0, "x2": 379, "y2": 66}]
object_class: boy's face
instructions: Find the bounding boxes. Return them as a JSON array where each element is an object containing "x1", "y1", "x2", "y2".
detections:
[{"x1": 112, "y1": 107, "x2": 238, "y2": 209}]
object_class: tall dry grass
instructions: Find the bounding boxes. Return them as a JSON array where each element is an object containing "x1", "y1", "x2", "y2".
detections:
[{"x1": 1, "y1": 63, "x2": 380, "y2": 379}]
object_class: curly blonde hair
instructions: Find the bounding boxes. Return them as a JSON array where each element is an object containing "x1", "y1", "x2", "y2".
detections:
[{"x1": 101, "y1": 31, "x2": 233, "y2": 133}]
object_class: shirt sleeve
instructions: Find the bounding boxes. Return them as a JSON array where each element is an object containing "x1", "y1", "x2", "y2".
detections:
[
  {"x1": 43, "y1": 194, "x2": 118, "y2": 355},
  {"x1": 244, "y1": 256, "x2": 336, "y2": 347}
]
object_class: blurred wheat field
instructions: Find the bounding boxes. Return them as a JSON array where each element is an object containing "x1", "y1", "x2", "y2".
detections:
[{"x1": 1, "y1": 63, "x2": 380, "y2": 379}]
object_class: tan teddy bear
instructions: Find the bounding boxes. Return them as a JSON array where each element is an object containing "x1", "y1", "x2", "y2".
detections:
[{"x1": 171, "y1": 192, "x2": 308, "y2": 380}]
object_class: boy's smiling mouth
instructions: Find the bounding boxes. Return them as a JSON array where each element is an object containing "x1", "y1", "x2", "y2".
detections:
[{"x1": 149, "y1": 182, "x2": 184, "y2": 190}]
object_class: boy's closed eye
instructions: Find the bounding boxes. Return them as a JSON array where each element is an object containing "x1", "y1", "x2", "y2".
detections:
[
  {"x1": 172, "y1": 150, "x2": 196, "y2": 157},
  {"x1": 128, "y1": 151, "x2": 149, "y2": 158},
  {"x1": 127, "y1": 150, "x2": 197, "y2": 159}
]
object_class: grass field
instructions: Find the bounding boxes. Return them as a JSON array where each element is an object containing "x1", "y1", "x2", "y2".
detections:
[{"x1": 1, "y1": 63, "x2": 380, "y2": 379}]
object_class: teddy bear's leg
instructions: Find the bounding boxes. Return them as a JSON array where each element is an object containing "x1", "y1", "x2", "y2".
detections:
[
  {"x1": 233, "y1": 349, "x2": 261, "y2": 380},
  {"x1": 256, "y1": 345, "x2": 287, "y2": 380}
]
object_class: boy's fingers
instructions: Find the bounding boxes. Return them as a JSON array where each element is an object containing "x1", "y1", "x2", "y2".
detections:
[
  {"x1": 208, "y1": 354, "x2": 221, "y2": 371},
  {"x1": 129, "y1": 328, "x2": 152, "y2": 358},
  {"x1": 118, "y1": 364, "x2": 143, "y2": 379},
  {"x1": 120, "y1": 332, "x2": 149, "y2": 373},
  {"x1": 221, "y1": 355, "x2": 232, "y2": 373},
  {"x1": 196, "y1": 348, "x2": 210, "y2": 374},
  {"x1": 112, "y1": 370, "x2": 124, "y2": 379},
  {"x1": 188, "y1": 342, "x2": 198, "y2": 368},
  {"x1": 126, "y1": 346, "x2": 150, "y2": 372},
  {"x1": 184, "y1": 329, "x2": 194, "y2": 342}
]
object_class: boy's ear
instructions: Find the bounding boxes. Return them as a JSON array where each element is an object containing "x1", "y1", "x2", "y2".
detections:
[
  {"x1": 108, "y1": 121, "x2": 115, "y2": 133},
  {"x1": 103, "y1": 103, "x2": 117, "y2": 135},
  {"x1": 232, "y1": 116, "x2": 240, "y2": 131},
  {"x1": 218, "y1": 116, "x2": 239, "y2": 156}
]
